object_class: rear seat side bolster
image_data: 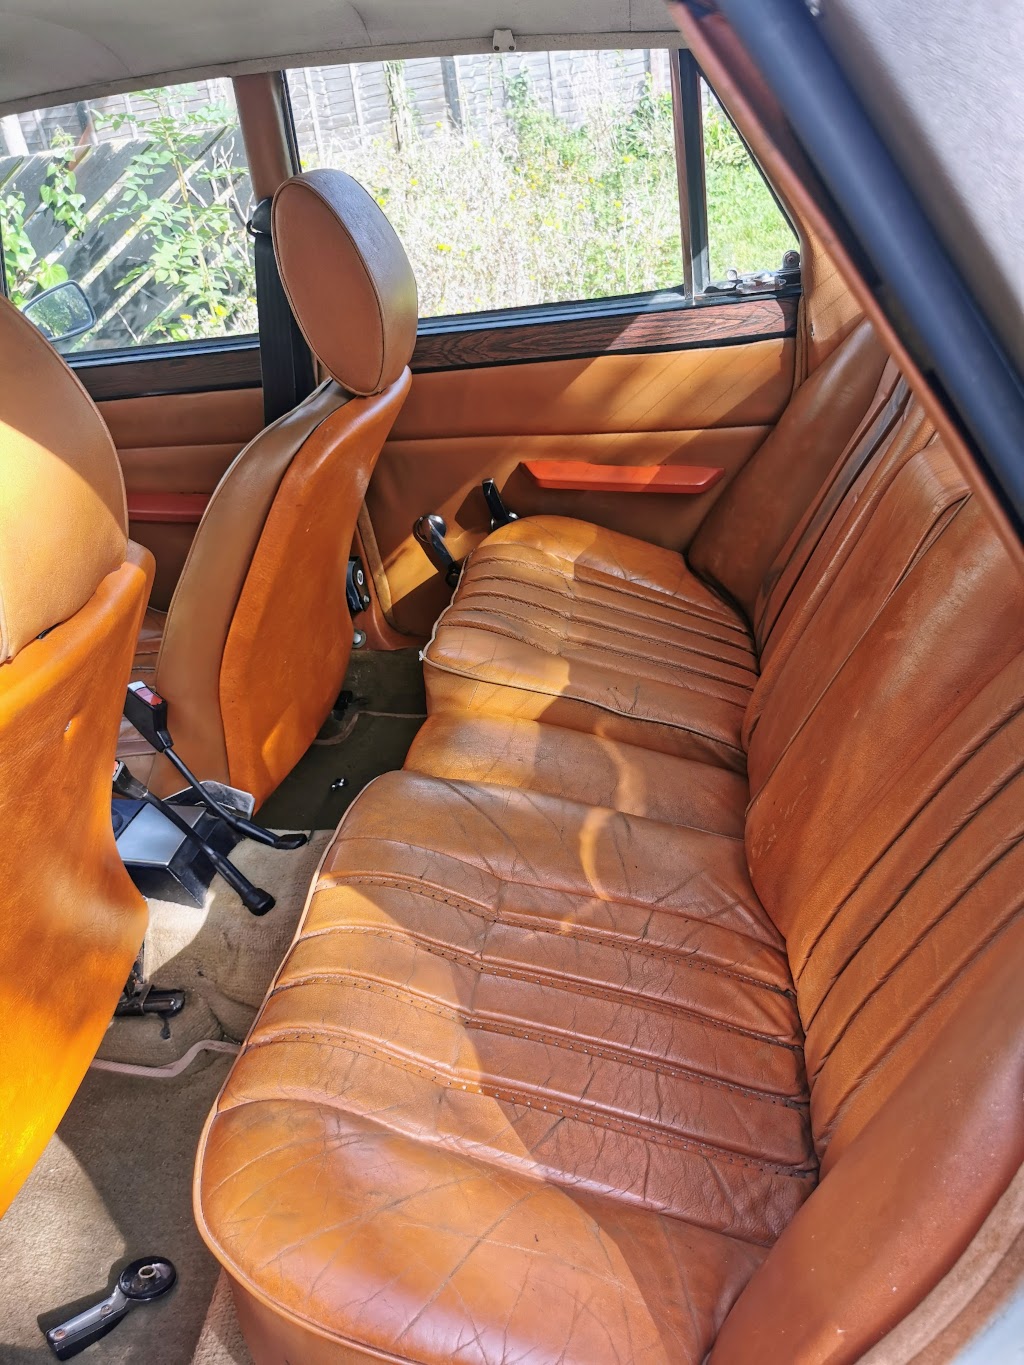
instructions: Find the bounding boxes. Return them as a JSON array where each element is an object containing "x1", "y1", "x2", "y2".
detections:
[
  {"x1": 709, "y1": 918, "x2": 1024, "y2": 1365},
  {"x1": 687, "y1": 319, "x2": 889, "y2": 619}
]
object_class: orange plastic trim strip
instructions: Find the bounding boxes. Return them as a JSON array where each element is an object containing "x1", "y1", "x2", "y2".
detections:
[
  {"x1": 126, "y1": 493, "x2": 210, "y2": 524},
  {"x1": 524, "y1": 461, "x2": 725, "y2": 494}
]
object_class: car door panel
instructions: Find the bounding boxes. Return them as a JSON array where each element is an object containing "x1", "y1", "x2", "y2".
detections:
[
  {"x1": 365, "y1": 308, "x2": 797, "y2": 636},
  {"x1": 100, "y1": 386, "x2": 264, "y2": 610}
]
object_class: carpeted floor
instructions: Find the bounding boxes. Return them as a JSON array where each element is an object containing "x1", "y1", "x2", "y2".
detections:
[
  {"x1": 0, "y1": 648, "x2": 426, "y2": 1363},
  {"x1": 0, "y1": 1052, "x2": 235, "y2": 1365},
  {"x1": 259, "y1": 646, "x2": 426, "y2": 831}
]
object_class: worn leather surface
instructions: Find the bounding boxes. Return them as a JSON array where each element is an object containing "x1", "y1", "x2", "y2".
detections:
[
  {"x1": 405, "y1": 714, "x2": 748, "y2": 834},
  {"x1": 197, "y1": 771, "x2": 812, "y2": 1363},
  {"x1": 688, "y1": 320, "x2": 890, "y2": 616},
  {"x1": 115, "y1": 382, "x2": 350, "y2": 798},
  {"x1": 115, "y1": 172, "x2": 416, "y2": 805},
  {"x1": 219, "y1": 375, "x2": 410, "y2": 801},
  {"x1": 0, "y1": 296, "x2": 127, "y2": 661},
  {"x1": 424, "y1": 516, "x2": 756, "y2": 770},
  {"x1": 194, "y1": 245, "x2": 1024, "y2": 1362},
  {"x1": 368, "y1": 338, "x2": 795, "y2": 635},
  {"x1": 273, "y1": 169, "x2": 417, "y2": 396},
  {"x1": 103, "y1": 387, "x2": 264, "y2": 611},
  {"x1": 420, "y1": 328, "x2": 899, "y2": 763}
]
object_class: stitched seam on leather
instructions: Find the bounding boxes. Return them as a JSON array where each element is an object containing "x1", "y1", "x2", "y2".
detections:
[
  {"x1": 423, "y1": 648, "x2": 750, "y2": 748},
  {"x1": 450, "y1": 588, "x2": 759, "y2": 672},
  {"x1": 438, "y1": 609, "x2": 756, "y2": 696},
  {"x1": 747, "y1": 499, "x2": 972, "y2": 816},
  {"x1": 755, "y1": 384, "x2": 910, "y2": 646},
  {"x1": 812, "y1": 904, "x2": 1024, "y2": 1151},
  {"x1": 461, "y1": 567, "x2": 750, "y2": 645},
  {"x1": 269, "y1": 972, "x2": 807, "y2": 1106},
  {"x1": 802, "y1": 734, "x2": 1024, "y2": 1033},
  {"x1": 795, "y1": 697, "x2": 1024, "y2": 994},
  {"x1": 240, "y1": 1025, "x2": 815, "y2": 1177},
  {"x1": 318, "y1": 844, "x2": 782, "y2": 952},
  {"x1": 294, "y1": 916, "x2": 799, "y2": 1050},
  {"x1": 318, "y1": 870, "x2": 791, "y2": 994},
  {"x1": 807, "y1": 799, "x2": 1024, "y2": 1090},
  {"x1": 466, "y1": 551, "x2": 750, "y2": 638}
]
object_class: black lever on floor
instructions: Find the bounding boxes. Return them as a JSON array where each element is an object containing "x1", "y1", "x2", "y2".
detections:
[
  {"x1": 45, "y1": 1257, "x2": 176, "y2": 1359},
  {"x1": 482, "y1": 478, "x2": 518, "y2": 530},
  {"x1": 123, "y1": 682, "x2": 307, "y2": 851},
  {"x1": 114, "y1": 763, "x2": 275, "y2": 916}
]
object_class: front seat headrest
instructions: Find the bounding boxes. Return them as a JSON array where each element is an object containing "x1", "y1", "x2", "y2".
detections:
[
  {"x1": 0, "y1": 296, "x2": 127, "y2": 664},
  {"x1": 272, "y1": 169, "x2": 418, "y2": 397}
]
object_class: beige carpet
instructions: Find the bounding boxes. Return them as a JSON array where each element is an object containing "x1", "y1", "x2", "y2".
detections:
[
  {"x1": 98, "y1": 830, "x2": 333, "y2": 1067},
  {"x1": 0, "y1": 834, "x2": 331, "y2": 1363},
  {"x1": 189, "y1": 1275, "x2": 252, "y2": 1365}
]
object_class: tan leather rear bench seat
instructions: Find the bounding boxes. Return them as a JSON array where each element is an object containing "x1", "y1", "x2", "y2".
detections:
[{"x1": 194, "y1": 328, "x2": 1024, "y2": 1363}]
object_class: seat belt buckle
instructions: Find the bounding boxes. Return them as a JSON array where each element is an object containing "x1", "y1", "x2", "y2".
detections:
[{"x1": 124, "y1": 680, "x2": 172, "y2": 753}]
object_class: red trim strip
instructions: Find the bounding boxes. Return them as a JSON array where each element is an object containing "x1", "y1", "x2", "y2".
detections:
[
  {"x1": 524, "y1": 461, "x2": 725, "y2": 494},
  {"x1": 127, "y1": 492, "x2": 210, "y2": 524}
]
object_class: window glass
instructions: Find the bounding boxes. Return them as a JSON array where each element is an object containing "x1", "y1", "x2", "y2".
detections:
[
  {"x1": 286, "y1": 51, "x2": 684, "y2": 317},
  {"x1": 702, "y1": 82, "x2": 798, "y2": 280},
  {"x1": 0, "y1": 82, "x2": 256, "y2": 352}
]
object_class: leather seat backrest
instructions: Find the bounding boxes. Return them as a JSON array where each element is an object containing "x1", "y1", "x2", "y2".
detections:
[
  {"x1": 714, "y1": 432, "x2": 1024, "y2": 1362},
  {"x1": 0, "y1": 295, "x2": 153, "y2": 1214},
  {"x1": 149, "y1": 170, "x2": 417, "y2": 804}
]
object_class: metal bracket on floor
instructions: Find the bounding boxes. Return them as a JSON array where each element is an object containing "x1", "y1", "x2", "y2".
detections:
[
  {"x1": 114, "y1": 960, "x2": 185, "y2": 1040},
  {"x1": 44, "y1": 1256, "x2": 177, "y2": 1359}
]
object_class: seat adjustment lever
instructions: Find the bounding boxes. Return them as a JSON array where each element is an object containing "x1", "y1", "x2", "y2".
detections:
[
  {"x1": 413, "y1": 513, "x2": 461, "y2": 588},
  {"x1": 124, "y1": 683, "x2": 307, "y2": 852},
  {"x1": 113, "y1": 761, "x2": 276, "y2": 916}
]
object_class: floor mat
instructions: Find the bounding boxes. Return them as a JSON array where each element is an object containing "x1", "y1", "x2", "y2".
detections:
[{"x1": 0, "y1": 1052, "x2": 233, "y2": 1364}]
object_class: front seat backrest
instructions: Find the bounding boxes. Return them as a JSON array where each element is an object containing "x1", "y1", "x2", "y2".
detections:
[
  {"x1": 0, "y1": 295, "x2": 153, "y2": 1215},
  {"x1": 140, "y1": 170, "x2": 417, "y2": 805}
]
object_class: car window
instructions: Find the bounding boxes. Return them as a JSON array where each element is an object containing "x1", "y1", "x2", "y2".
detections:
[
  {"x1": 0, "y1": 82, "x2": 257, "y2": 352},
  {"x1": 286, "y1": 50, "x2": 685, "y2": 317},
  {"x1": 702, "y1": 81, "x2": 798, "y2": 280}
]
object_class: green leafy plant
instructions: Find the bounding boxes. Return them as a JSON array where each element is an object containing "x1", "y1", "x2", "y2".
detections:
[
  {"x1": 97, "y1": 91, "x2": 256, "y2": 342},
  {"x1": 0, "y1": 138, "x2": 85, "y2": 304}
]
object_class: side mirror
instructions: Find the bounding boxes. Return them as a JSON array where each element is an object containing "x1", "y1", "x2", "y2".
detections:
[{"x1": 21, "y1": 280, "x2": 96, "y2": 344}]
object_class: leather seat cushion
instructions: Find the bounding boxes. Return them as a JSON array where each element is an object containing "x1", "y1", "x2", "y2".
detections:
[
  {"x1": 406, "y1": 713, "x2": 750, "y2": 835},
  {"x1": 196, "y1": 770, "x2": 814, "y2": 1363},
  {"x1": 115, "y1": 606, "x2": 165, "y2": 779},
  {"x1": 423, "y1": 516, "x2": 756, "y2": 772}
]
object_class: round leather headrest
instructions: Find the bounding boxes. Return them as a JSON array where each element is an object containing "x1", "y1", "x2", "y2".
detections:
[
  {"x1": 272, "y1": 170, "x2": 418, "y2": 396},
  {"x1": 0, "y1": 296, "x2": 127, "y2": 664}
]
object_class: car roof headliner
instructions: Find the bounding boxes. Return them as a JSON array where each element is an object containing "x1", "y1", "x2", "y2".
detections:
[{"x1": 0, "y1": 0, "x2": 679, "y2": 114}]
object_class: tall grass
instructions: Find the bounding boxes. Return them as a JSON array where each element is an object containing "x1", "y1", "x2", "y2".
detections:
[{"x1": 309, "y1": 74, "x2": 795, "y2": 317}]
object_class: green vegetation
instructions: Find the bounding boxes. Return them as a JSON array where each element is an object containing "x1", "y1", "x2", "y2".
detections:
[
  {"x1": 94, "y1": 93, "x2": 255, "y2": 342},
  {"x1": 1, "y1": 92, "x2": 254, "y2": 342},
  {"x1": 702, "y1": 94, "x2": 796, "y2": 277},
  {"x1": 318, "y1": 68, "x2": 795, "y2": 316},
  {"x1": 2, "y1": 66, "x2": 795, "y2": 343},
  {"x1": 1, "y1": 133, "x2": 86, "y2": 304}
]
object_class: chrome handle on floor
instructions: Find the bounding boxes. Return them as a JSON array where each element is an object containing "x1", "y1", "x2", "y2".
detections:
[{"x1": 45, "y1": 1257, "x2": 176, "y2": 1359}]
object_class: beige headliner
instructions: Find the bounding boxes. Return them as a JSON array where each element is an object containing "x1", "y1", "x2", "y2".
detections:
[{"x1": 0, "y1": 0, "x2": 680, "y2": 115}]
